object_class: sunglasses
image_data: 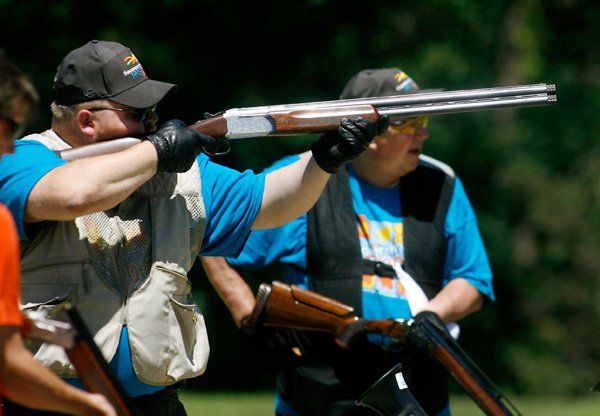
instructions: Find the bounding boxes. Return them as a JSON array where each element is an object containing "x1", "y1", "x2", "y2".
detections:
[
  {"x1": 88, "y1": 105, "x2": 157, "y2": 124},
  {"x1": 0, "y1": 111, "x2": 25, "y2": 141},
  {"x1": 388, "y1": 116, "x2": 428, "y2": 135}
]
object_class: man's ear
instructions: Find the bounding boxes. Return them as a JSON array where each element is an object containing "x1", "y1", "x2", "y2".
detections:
[{"x1": 76, "y1": 109, "x2": 95, "y2": 137}]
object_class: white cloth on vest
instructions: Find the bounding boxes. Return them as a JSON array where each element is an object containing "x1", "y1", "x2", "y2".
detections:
[{"x1": 393, "y1": 263, "x2": 460, "y2": 339}]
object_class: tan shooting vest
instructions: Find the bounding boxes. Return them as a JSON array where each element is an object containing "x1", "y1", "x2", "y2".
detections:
[{"x1": 19, "y1": 130, "x2": 209, "y2": 385}]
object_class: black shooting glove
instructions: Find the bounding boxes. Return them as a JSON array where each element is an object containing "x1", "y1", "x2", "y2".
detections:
[
  {"x1": 311, "y1": 116, "x2": 389, "y2": 174},
  {"x1": 144, "y1": 119, "x2": 218, "y2": 173},
  {"x1": 407, "y1": 310, "x2": 448, "y2": 352}
]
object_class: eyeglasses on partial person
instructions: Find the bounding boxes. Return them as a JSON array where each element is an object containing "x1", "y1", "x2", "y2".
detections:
[
  {"x1": 0, "y1": 110, "x2": 25, "y2": 141},
  {"x1": 388, "y1": 116, "x2": 428, "y2": 135},
  {"x1": 88, "y1": 105, "x2": 157, "y2": 124}
]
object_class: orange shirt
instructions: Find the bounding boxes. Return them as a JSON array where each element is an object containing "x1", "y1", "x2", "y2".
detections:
[{"x1": 0, "y1": 203, "x2": 22, "y2": 327}]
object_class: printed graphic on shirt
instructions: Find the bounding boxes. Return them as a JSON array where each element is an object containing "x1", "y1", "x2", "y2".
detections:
[
  {"x1": 358, "y1": 213, "x2": 407, "y2": 299},
  {"x1": 357, "y1": 212, "x2": 413, "y2": 345}
]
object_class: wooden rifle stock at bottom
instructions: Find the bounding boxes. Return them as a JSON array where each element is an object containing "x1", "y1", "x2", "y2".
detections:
[
  {"x1": 22, "y1": 306, "x2": 141, "y2": 416},
  {"x1": 246, "y1": 281, "x2": 408, "y2": 348},
  {"x1": 247, "y1": 281, "x2": 521, "y2": 416}
]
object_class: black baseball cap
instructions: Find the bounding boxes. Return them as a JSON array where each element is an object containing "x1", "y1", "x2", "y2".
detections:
[
  {"x1": 339, "y1": 68, "x2": 420, "y2": 99},
  {"x1": 53, "y1": 40, "x2": 177, "y2": 108}
]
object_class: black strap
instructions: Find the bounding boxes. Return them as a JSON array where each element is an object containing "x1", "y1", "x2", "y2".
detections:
[{"x1": 362, "y1": 259, "x2": 397, "y2": 278}]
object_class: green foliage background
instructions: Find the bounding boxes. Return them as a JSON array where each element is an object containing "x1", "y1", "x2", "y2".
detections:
[{"x1": 2, "y1": 0, "x2": 599, "y2": 398}]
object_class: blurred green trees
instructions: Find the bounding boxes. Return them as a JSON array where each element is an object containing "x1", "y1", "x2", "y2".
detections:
[{"x1": 1, "y1": 0, "x2": 598, "y2": 396}]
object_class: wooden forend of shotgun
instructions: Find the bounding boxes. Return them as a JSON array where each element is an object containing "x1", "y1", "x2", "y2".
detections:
[{"x1": 21, "y1": 306, "x2": 141, "y2": 416}]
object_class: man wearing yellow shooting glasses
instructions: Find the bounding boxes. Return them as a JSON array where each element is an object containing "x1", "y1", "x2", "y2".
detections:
[{"x1": 202, "y1": 68, "x2": 495, "y2": 416}]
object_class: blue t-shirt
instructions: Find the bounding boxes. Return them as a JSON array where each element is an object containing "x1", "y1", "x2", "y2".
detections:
[
  {"x1": 0, "y1": 136, "x2": 266, "y2": 396},
  {"x1": 229, "y1": 153, "x2": 495, "y2": 320}
]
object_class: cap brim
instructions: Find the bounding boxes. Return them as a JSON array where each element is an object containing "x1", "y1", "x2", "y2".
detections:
[{"x1": 110, "y1": 79, "x2": 178, "y2": 108}]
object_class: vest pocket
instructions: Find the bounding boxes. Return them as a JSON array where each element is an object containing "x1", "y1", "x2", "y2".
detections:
[
  {"x1": 19, "y1": 257, "x2": 123, "y2": 376},
  {"x1": 169, "y1": 296, "x2": 200, "y2": 359},
  {"x1": 21, "y1": 289, "x2": 75, "y2": 318},
  {"x1": 127, "y1": 262, "x2": 209, "y2": 385},
  {"x1": 19, "y1": 289, "x2": 77, "y2": 376},
  {"x1": 20, "y1": 257, "x2": 91, "y2": 307}
]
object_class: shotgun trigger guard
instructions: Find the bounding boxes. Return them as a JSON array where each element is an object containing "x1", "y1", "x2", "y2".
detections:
[{"x1": 202, "y1": 138, "x2": 231, "y2": 156}]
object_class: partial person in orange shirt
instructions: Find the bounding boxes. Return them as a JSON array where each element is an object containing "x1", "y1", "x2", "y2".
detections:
[{"x1": 0, "y1": 50, "x2": 116, "y2": 416}]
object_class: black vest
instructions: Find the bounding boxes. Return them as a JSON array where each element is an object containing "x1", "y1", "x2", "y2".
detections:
[{"x1": 306, "y1": 158, "x2": 455, "y2": 316}]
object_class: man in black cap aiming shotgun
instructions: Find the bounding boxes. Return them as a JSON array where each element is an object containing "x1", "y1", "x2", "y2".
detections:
[
  {"x1": 202, "y1": 68, "x2": 495, "y2": 416},
  {"x1": 0, "y1": 40, "x2": 384, "y2": 415}
]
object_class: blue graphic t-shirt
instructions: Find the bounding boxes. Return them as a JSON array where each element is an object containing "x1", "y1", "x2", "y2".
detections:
[{"x1": 230, "y1": 153, "x2": 495, "y2": 320}]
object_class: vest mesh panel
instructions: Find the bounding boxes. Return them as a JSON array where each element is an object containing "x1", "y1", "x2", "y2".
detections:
[{"x1": 83, "y1": 194, "x2": 151, "y2": 294}]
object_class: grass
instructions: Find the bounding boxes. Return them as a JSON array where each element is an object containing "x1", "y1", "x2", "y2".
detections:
[
  {"x1": 179, "y1": 390, "x2": 600, "y2": 415},
  {"x1": 180, "y1": 390, "x2": 273, "y2": 416},
  {"x1": 449, "y1": 394, "x2": 600, "y2": 416}
]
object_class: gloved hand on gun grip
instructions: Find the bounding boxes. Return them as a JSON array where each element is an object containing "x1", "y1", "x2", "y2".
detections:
[
  {"x1": 407, "y1": 310, "x2": 448, "y2": 352},
  {"x1": 311, "y1": 116, "x2": 389, "y2": 174},
  {"x1": 144, "y1": 119, "x2": 218, "y2": 173}
]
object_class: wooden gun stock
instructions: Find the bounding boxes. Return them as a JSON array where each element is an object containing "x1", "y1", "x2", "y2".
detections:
[
  {"x1": 246, "y1": 281, "x2": 408, "y2": 349},
  {"x1": 22, "y1": 307, "x2": 141, "y2": 416}
]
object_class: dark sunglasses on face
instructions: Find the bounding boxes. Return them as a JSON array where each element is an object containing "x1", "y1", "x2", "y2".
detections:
[
  {"x1": 0, "y1": 111, "x2": 25, "y2": 141},
  {"x1": 88, "y1": 105, "x2": 157, "y2": 124}
]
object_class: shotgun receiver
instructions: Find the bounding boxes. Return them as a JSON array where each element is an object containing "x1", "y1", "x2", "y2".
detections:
[
  {"x1": 245, "y1": 281, "x2": 521, "y2": 416},
  {"x1": 59, "y1": 83, "x2": 556, "y2": 161},
  {"x1": 21, "y1": 306, "x2": 141, "y2": 416}
]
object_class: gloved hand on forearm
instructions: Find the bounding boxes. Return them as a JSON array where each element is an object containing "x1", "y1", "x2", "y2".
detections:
[
  {"x1": 311, "y1": 116, "x2": 389, "y2": 174},
  {"x1": 144, "y1": 119, "x2": 217, "y2": 172}
]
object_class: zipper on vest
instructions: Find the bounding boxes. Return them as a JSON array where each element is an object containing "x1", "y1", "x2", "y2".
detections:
[
  {"x1": 110, "y1": 219, "x2": 129, "y2": 302},
  {"x1": 82, "y1": 260, "x2": 91, "y2": 294}
]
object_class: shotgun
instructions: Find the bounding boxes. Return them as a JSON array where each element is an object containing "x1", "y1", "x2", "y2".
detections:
[
  {"x1": 245, "y1": 281, "x2": 521, "y2": 416},
  {"x1": 21, "y1": 306, "x2": 141, "y2": 416},
  {"x1": 59, "y1": 83, "x2": 557, "y2": 161}
]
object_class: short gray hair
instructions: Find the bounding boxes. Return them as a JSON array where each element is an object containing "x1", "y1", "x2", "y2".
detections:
[{"x1": 50, "y1": 99, "x2": 113, "y2": 122}]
